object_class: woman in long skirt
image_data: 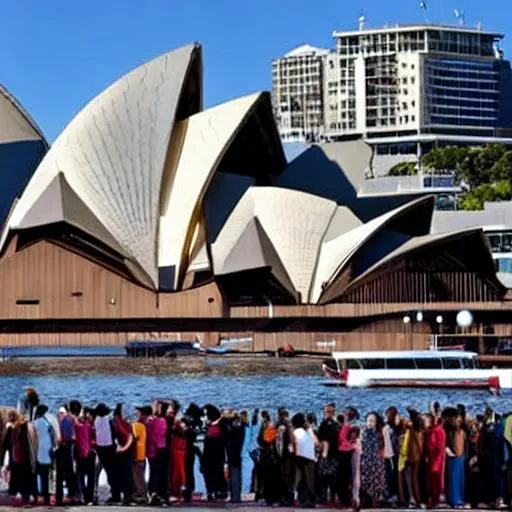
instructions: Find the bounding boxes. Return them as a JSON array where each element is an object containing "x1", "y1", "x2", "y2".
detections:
[
  {"x1": 445, "y1": 415, "x2": 467, "y2": 507},
  {"x1": 360, "y1": 412, "x2": 386, "y2": 507},
  {"x1": 169, "y1": 417, "x2": 188, "y2": 499},
  {"x1": 425, "y1": 413, "x2": 446, "y2": 508}
]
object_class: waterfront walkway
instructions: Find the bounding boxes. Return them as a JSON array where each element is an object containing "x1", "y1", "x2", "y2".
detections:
[
  {"x1": 0, "y1": 493, "x2": 505, "y2": 510},
  {"x1": 0, "y1": 507, "x2": 504, "y2": 512}
]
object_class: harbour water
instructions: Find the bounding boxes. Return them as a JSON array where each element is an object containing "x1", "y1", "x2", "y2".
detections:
[
  {"x1": 2, "y1": 374, "x2": 512, "y2": 494},
  {"x1": 2, "y1": 374, "x2": 511, "y2": 420}
]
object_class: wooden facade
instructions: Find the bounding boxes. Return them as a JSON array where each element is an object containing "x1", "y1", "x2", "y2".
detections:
[
  {"x1": 0, "y1": 239, "x2": 223, "y2": 320},
  {"x1": 0, "y1": 235, "x2": 510, "y2": 351}
]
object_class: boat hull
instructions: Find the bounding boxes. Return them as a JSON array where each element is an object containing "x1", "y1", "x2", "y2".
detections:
[{"x1": 322, "y1": 364, "x2": 507, "y2": 390}]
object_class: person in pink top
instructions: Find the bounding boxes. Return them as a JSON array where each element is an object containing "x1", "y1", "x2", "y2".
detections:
[
  {"x1": 337, "y1": 406, "x2": 359, "y2": 507},
  {"x1": 72, "y1": 405, "x2": 95, "y2": 505},
  {"x1": 146, "y1": 400, "x2": 168, "y2": 505}
]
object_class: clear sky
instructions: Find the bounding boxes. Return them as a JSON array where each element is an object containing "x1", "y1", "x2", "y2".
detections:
[{"x1": 3, "y1": 0, "x2": 512, "y2": 142}]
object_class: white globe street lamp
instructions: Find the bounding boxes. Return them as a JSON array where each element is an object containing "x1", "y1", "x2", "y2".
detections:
[
  {"x1": 433, "y1": 315, "x2": 444, "y2": 351},
  {"x1": 456, "y1": 310, "x2": 473, "y2": 329},
  {"x1": 403, "y1": 315, "x2": 411, "y2": 324},
  {"x1": 416, "y1": 311, "x2": 424, "y2": 322}
]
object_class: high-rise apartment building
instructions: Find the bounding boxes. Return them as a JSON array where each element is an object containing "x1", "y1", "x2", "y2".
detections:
[
  {"x1": 272, "y1": 24, "x2": 512, "y2": 172},
  {"x1": 271, "y1": 44, "x2": 329, "y2": 143}
]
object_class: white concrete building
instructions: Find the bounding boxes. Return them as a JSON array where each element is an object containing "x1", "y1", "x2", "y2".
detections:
[
  {"x1": 272, "y1": 24, "x2": 512, "y2": 172},
  {"x1": 271, "y1": 44, "x2": 329, "y2": 143}
]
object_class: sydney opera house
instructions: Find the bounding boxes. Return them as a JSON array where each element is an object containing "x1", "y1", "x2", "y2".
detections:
[{"x1": 0, "y1": 43, "x2": 510, "y2": 352}]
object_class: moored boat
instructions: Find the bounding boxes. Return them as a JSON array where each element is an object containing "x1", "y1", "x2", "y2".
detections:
[{"x1": 322, "y1": 350, "x2": 509, "y2": 390}]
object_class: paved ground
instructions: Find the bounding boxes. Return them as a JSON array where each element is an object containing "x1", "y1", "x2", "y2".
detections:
[
  {"x1": 0, "y1": 505, "x2": 301, "y2": 510},
  {"x1": 0, "y1": 504, "x2": 505, "y2": 511},
  {"x1": 0, "y1": 506, "x2": 332, "y2": 511}
]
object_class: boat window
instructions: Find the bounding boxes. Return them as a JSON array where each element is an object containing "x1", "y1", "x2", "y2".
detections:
[
  {"x1": 414, "y1": 358, "x2": 442, "y2": 369},
  {"x1": 346, "y1": 359, "x2": 362, "y2": 369},
  {"x1": 359, "y1": 358, "x2": 386, "y2": 369},
  {"x1": 322, "y1": 358, "x2": 338, "y2": 371},
  {"x1": 442, "y1": 358, "x2": 462, "y2": 369},
  {"x1": 462, "y1": 358, "x2": 475, "y2": 369},
  {"x1": 386, "y1": 358, "x2": 416, "y2": 369}
]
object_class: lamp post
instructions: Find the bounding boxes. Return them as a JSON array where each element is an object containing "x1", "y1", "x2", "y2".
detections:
[
  {"x1": 264, "y1": 295, "x2": 277, "y2": 356},
  {"x1": 434, "y1": 315, "x2": 443, "y2": 351},
  {"x1": 403, "y1": 315, "x2": 412, "y2": 350},
  {"x1": 456, "y1": 309, "x2": 474, "y2": 352}
]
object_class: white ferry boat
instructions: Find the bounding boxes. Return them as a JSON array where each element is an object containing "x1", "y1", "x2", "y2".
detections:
[{"x1": 322, "y1": 350, "x2": 510, "y2": 390}]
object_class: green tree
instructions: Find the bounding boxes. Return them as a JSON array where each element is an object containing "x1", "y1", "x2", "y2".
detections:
[
  {"x1": 456, "y1": 148, "x2": 482, "y2": 187},
  {"x1": 388, "y1": 161, "x2": 417, "y2": 176},
  {"x1": 421, "y1": 146, "x2": 468, "y2": 173},
  {"x1": 421, "y1": 144, "x2": 510, "y2": 187},
  {"x1": 459, "y1": 180, "x2": 512, "y2": 210},
  {"x1": 490, "y1": 150, "x2": 512, "y2": 182}
]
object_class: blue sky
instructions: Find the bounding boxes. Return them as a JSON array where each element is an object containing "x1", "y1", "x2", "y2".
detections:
[{"x1": 3, "y1": 0, "x2": 512, "y2": 141}]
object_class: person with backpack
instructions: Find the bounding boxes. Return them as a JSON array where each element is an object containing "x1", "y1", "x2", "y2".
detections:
[
  {"x1": 33, "y1": 405, "x2": 56, "y2": 505},
  {"x1": 257, "y1": 410, "x2": 280, "y2": 505}
]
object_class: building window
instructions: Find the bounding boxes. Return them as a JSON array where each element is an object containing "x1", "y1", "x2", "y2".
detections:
[{"x1": 16, "y1": 299, "x2": 40, "y2": 305}]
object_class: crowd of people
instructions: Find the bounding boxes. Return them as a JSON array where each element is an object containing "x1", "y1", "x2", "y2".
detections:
[{"x1": 1, "y1": 390, "x2": 512, "y2": 509}]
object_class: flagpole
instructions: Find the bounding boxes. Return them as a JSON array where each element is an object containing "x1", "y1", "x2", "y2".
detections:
[{"x1": 420, "y1": 2, "x2": 429, "y2": 24}]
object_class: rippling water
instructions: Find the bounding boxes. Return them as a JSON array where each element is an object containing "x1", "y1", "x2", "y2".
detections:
[
  {"x1": 2, "y1": 374, "x2": 512, "y2": 419},
  {"x1": 2, "y1": 374, "x2": 512, "y2": 494}
]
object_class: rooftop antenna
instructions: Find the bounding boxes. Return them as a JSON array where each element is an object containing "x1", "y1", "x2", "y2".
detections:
[
  {"x1": 358, "y1": 15, "x2": 366, "y2": 31},
  {"x1": 454, "y1": 9, "x2": 465, "y2": 26}
]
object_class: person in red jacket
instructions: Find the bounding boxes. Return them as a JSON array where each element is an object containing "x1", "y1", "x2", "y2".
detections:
[
  {"x1": 169, "y1": 416, "x2": 188, "y2": 501},
  {"x1": 425, "y1": 412, "x2": 446, "y2": 508}
]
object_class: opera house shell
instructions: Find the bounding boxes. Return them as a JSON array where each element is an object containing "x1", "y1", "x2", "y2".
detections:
[{"x1": 0, "y1": 43, "x2": 510, "y2": 351}]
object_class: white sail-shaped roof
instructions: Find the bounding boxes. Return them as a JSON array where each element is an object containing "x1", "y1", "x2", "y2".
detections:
[
  {"x1": 0, "y1": 85, "x2": 47, "y2": 145},
  {"x1": 3, "y1": 44, "x2": 201, "y2": 286},
  {"x1": 313, "y1": 195, "x2": 434, "y2": 302},
  {"x1": 212, "y1": 187, "x2": 337, "y2": 301},
  {"x1": 157, "y1": 92, "x2": 264, "y2": 290}
]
